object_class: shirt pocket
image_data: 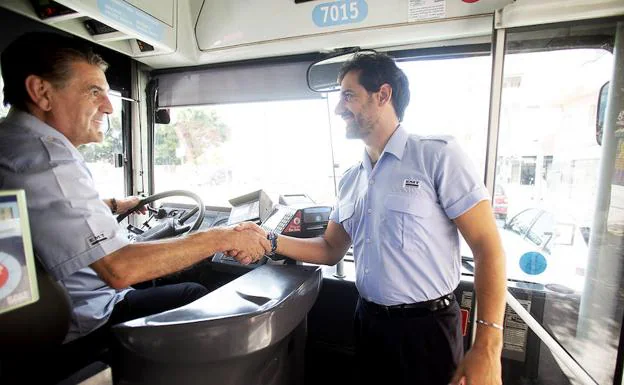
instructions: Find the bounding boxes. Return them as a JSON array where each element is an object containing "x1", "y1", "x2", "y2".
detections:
[{"x1": 384, "y1": 194, "x2": 432, "y2": 250}]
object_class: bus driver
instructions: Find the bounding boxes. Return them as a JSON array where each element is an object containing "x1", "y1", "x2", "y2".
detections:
[{"x1": 0, "y1": 32, "x2": 269, "y2": 347}]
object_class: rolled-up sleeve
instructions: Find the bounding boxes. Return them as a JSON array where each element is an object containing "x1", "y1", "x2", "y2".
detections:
[{"x1": 433, "y1": 139, "x2": 489, "y2": 219}]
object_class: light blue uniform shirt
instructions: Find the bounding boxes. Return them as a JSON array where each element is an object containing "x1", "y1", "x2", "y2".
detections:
[
  {"x1": 330, "y1": 125, "x2": 488, "y2": 305},
  {"x1": 0, "y1": 109, "x2": 132, "y2": 342}
]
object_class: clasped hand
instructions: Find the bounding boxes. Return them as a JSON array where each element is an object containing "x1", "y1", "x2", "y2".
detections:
[{"x1": 223, "y1": 222, "x2": 269, "y2": 265}]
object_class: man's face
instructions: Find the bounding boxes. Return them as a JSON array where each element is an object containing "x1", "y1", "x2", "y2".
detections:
[
  {"x1": 47, "y1": 61, "x2": 113, "y2": 147},
  {"x1": 334, "y1": 70, "x2": 379, "y2": 139}
]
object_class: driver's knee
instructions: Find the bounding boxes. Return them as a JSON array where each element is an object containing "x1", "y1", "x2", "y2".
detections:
[
  {"x1": 178, "y1": 282, "x2": 210, "y2": 303},
  {"x1": 111, "y1": 283, "x2": 209, "y2": 324}
]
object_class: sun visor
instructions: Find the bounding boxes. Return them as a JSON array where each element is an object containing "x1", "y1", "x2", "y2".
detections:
[{"x1": 155, "y1": 60, "x2": 322, "y2": 108}]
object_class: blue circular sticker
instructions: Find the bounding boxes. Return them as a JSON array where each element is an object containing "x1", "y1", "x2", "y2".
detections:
[{"x1": 519, "y1": 252, "x2": 547, "y2": 275}]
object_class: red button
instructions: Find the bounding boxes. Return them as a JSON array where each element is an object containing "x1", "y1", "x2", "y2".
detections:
[{"x1": 0, "y1": 263, "x2": 8, "y2": 288}]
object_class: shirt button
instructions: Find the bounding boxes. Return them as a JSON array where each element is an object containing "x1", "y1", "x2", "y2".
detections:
[
  {"x1": 365, "y1": 268, "x2": 369, "y2": 274},
  {"x1": 369, "y1": 180, "x2": 374, "y2": 185},
  {"x1": 366, "y1": 238, "x2": 371, "y2": 243},
  {"x1": 367, "y1": 208, "x2": 372, "y2": 214}
]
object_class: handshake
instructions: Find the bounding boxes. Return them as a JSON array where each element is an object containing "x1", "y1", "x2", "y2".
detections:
[{"x1": 222, "y1": 222, "x2": 274, "y2": 265}]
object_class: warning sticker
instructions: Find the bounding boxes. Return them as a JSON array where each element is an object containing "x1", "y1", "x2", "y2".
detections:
[
  {"x1": 460, "y1": 291, "x2": 473, "y2": 337},
  {"x1": 502, "y1": 299, "x2": 531, "y2": 362},
  {"x1": 461, "y1": 308, "x2": 470, "y2": 336},
  {"x1": 408, "y1": 0, "x2": 446, "y2": 22},
  {"x1": 460, "y1": 291, "x2": 473, "y2": 309}
]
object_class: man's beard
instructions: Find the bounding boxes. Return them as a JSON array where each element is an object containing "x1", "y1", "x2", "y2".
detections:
[
  {"x1": 345, "y1": 115, "x2": 373, "y2": 139},
  {"x1": 345, "y1": 122, "x2": 363, "y2": 139}
]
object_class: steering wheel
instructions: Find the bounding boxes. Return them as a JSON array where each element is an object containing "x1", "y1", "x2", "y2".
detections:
[{"x1": 116, "y1": 190, "x2": 205, "y2": 242}]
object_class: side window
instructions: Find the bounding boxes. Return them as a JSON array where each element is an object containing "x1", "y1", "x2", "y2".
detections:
[
  {"x1": 498, "y1": 20, "x2": 619, "y2": 384},
  {"x1": 0, "y1": 65, "x2": 9, "y2": 118},
  {"x1": 78, "y1": 92, "x2": 126, "y2": 199},
  {"x1": 507, "y1": 208, "x2": 538, "y2": 236},
  {"x1": 525, "y1": 210, "x2": 554, "y2": 248}
]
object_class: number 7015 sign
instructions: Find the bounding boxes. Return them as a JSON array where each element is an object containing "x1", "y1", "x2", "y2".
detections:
[{"x1": 312, "y1": 0, "x2": 368, "y2": 27}]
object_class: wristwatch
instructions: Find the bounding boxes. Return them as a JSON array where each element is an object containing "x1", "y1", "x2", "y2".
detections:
[
  {"x1": 110, "y1": 198, "x2": 118, "y2": 214},
  {"x1": 266, "y1": 231, "x2": 278, "y2": 257}
]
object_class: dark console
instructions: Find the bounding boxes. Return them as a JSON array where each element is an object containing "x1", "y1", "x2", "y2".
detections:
[{"x1": 113, "y1": 264, "x2": 322, "y2": 385}]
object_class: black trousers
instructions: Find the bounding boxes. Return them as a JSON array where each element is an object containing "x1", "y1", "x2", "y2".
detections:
[
  {"x1": 66, "y1": 283, "x2": 208, "y2": 364},
  {"x1": 108, "y1": 282, "x2": 209, "y2": 326},
  {"x1": 354, "y1": 297, "x2": 463, "y2": 385}
]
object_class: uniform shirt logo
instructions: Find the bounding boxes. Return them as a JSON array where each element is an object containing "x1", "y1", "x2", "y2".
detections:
[
  {"x1": 87, "y1": 233, "x2": 108, "y2": 246},
  {"x1": 403, "y1": 178, "x2": 420, "y2": 188}
]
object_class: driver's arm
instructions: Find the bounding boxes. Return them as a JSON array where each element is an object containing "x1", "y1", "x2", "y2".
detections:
[
  {"x1": 103, "y1": 196, "x2": 146, "y2": 215},
  {"x1": 90, "y1": 226, "x2": 270, "y2": 289}
]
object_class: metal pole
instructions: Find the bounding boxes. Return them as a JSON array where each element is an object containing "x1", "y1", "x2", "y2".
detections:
[
  {"x1": 472, "y1": 12, "x2": 506, "y2": 345},
  {"x1": 324, "y1": 95, "x2": 347, "y2": 279},
  {"x1": 578, "y1": 22, "x2": 624, "y2": 345}
]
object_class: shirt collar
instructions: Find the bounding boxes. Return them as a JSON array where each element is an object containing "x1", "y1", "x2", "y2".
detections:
[
  {"x1": 360, "y1": 124, "x2": 408, "y2": 170},
  {"x1": 6, "y1": 108, "x2": 77, "y2": 149}
]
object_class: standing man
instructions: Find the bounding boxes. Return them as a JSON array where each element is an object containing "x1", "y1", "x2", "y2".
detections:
[
  {"x1": 237, "y1": 52, "x2": 506, "y2": 384},
  {"x1": 0, "y1": 32, "x2": 269, "y2": 347}
]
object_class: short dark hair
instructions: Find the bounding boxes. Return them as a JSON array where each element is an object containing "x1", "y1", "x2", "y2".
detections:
[
  {"x1": 338, "y1": 52, "x2": 410, "y2": 121},
  {"x1": 1, "y1": 32, "x2": 108, "y2": 111}
]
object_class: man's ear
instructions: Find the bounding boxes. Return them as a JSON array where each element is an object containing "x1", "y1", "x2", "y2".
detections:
[
  {"x1": 24, "y1": 75, "x2": 53, "y2": 111},
  {"x1": 378, "y1": 83, "x2": 393, "y2": 106}
]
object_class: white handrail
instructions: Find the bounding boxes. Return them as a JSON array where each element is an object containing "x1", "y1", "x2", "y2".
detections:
[{"x1": 505, "y1": 291, "x2": 597, "y2": 385}]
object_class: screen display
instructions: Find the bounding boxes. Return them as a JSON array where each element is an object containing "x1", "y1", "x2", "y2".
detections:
[
  {"x1": 280, "y1": 194, "x2": 314, "y2": 206},
  {"x1": 302, "y1": 207, "x2": 331, "y2": 223},
  {"x1": 228, "y1": 200, "x2": 260, "y2": 224}
]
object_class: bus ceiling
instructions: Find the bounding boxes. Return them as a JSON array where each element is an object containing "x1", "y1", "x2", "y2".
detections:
[{"x1": 0, "y1": 0, "x2": 622, "y2": 70}]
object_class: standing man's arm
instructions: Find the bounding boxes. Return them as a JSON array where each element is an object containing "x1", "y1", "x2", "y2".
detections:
[
  {"x1": 233, "y1": 220, "x2": 352, "y2": 266},
  {"x1": 451, "y1": 200, "x2": 507, "y2": 385}
]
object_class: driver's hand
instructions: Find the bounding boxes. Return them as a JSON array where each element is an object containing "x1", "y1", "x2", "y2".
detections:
[
  {"x1": 224, "y1": 224, "x2": 270, "y2": 265},
  {"x1": 233, "y1": 221, "x2": 267, "y2": 236},
  {"x1": 116, "y1": 196, "x2": 147, "y2": 215}
]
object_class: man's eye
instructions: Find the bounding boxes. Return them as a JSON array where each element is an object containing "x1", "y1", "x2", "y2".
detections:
[
  {"x1": 344, "y1": 94, "x2": 353, "y2": 102},
  {"x1": 91, "y1": 90, "x2": 100, "y2": 97}
]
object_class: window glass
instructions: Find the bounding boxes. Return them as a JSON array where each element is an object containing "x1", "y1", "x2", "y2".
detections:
[
  {"x1": 496, "y1": 23, "x2": 619, "y2": 385},
  {"x1": 507, "y1": 208, "x2": 537, "y2": 237},
  {"x1": 78, "y1": 92, "x2": 126, "y2": 200},
  {"x1": 153, "y1": 99, "x2": 336, "y2": 207},
  {"x1": 0, "y1": 66, "x2": 10, "y2": 118}
]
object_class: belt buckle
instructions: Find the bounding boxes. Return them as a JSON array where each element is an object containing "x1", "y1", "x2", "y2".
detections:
[{"x1": 430, "y1": 295, "x2": 451, "y2": 312}]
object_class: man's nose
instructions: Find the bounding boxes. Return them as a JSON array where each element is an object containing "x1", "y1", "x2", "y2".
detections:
[
  {"x1": 101, "y1": 94, "x2": 114, "y2": 114},
  {"x1": 335, "y1": 99, "x2": 345, "y2": 115}
]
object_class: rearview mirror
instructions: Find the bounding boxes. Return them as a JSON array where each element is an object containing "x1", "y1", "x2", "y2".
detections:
[
  {"x1": 596, "y1": 81, "x2": 609, "y2": 145},
  {"x1": 155, "y1": 109, "x2": 171, "y2": 124},
  {"x1": 306, "y1": 48, "x2": 376, "y2": 92}
]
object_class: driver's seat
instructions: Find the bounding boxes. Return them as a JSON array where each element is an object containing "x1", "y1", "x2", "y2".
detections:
[
  {"x1": 0, "y1": 259, "x2": 108, "y2": 384},
  {"x1": 0, "y1": 258, "x2": 71, "y2": 348}
]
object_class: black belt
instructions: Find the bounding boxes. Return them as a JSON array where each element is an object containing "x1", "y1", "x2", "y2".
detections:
[{"x1": 360, "y1": 293, "x2": 455, "y2": 318}]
